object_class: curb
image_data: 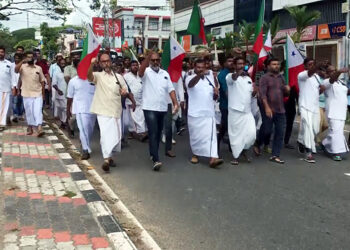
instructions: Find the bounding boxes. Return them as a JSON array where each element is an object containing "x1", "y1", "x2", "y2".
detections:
[{"x1": 44, "y1": 117, "x2": 161, "y2": 250}]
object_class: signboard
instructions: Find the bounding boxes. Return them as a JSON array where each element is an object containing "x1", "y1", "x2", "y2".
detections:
[
  {"x1": 92, "y1": 17, "x2": 122, "y2": 49},
  {"x1": 273, "y1": 0, "x2": 322, "y2": 10},
  {"x1": 274, "y1": 25, "x2": 317, "y2": 43},
  {"x1": 318, "y1": 22, "x2": 346, "y2": 40},
  {"x1": 117, "y1": 0, "x2": 166, "y2": 7}
]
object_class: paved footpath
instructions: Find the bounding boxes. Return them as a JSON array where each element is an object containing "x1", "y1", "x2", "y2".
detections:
[{"x1": 0, "y1": 125, "x2": 136, "y2": 250}]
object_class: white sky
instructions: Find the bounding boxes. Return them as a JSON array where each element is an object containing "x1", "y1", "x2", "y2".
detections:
[{"x1": 2, "y1": 0, "x2": 98, "y2": 32}]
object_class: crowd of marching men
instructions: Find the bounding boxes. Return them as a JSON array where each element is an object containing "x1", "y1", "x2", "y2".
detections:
[{"x1": 0, "y1": 44, "x2": 350, "y2": 172}]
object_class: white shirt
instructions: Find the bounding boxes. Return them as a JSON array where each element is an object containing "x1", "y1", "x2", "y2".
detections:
[
  {"x1": 67, "y1": 76, "x2": 95, "y2": 114},
  {"x1": 0, "y1": 59, "x2": 16, "y2": 92},
  {"x1": 185, "y1": 73, "x2": 215, "y2": 117},
  {"x1": 124, "y1": 72, "x2": 142, "y2": 105},
  {"x1": 173, "y1": 72, "x2": 185, "y2": 103},
  {"x1": 12, "y1": 63, "x2": 20, "y2": 88},
  {"x1": 226, "y1": 73, "x2": 253, "y2": 113},
  {"x1": 298, "y1": 71, "x2": 321, "y2": 113},
  {"x1": 141, "y1": 67, "x2": 174, "y2": 112},
  {"x1": 324, "y1": 79, "x2": 349, "y2": 121},
  {"x1": 52, "y1": 70, "x2": 67, "y2": 100}
]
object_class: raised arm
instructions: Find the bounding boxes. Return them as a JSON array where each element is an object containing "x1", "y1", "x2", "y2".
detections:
[
  {"x1": 15, "y1": 59, "x2": 26, "y2": 73},
  {"x1": 87, "y1": 58, "x2": 97, "y2": 83},
  {"x1": 138, "y1": 54, "x2": 151, "y2": 78}
]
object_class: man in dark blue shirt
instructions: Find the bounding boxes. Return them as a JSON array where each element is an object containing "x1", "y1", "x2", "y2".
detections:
[{"x1": 218, "y1": 55, "x2": 234, "y2": 154}]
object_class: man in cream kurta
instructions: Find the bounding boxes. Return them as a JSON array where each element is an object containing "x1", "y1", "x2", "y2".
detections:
[
  {"x1": 88, "y1": 53, "x2": 129, "y2": 172},
  {"x1": 226, "y1": 57, "x2": 256, "y2": 165},
  {"x1": 185, "y1": 58, "x2": 223, "y2": 168}
]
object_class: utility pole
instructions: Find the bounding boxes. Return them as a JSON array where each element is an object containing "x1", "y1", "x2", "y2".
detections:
[{"x1": 27, "y1": 12, "x2": 29, "y2": 28}]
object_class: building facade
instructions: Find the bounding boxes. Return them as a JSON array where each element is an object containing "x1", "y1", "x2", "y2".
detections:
[{"x1": 115, "y1": 1, "x2": 171, "y2": 51}]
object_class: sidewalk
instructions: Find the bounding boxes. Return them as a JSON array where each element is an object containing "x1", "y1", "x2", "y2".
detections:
[{"x1": 0, "y1": 125, "x2": 136, "y2": 250}]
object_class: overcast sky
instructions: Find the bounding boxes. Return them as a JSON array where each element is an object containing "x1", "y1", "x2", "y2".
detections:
[{"x1": 2, "y1": 0, "x2": 98, "y2": 32}]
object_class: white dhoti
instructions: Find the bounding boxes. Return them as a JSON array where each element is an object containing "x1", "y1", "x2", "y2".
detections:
[
  {"x1": 0, "y1": 92, "x2": 10, "y2": 126},
  {"x1": 322, "y1": 119, "x2": 349, "y2": 154},
  {"x1": 228, "y1": 109, "x2": 256, "y2": 159},
  {"x1": 297, "y1": 107, "x2": 320, "y2": 153},
  {"x1": 76, "y1": 113, "x2": 97, "y2": 153},
  {"x1": 122, "y1": 107, "x2": 134, "y2": 136},
  {"x1": 51, "y1": 88, "x2": 58, "y2": 117},
  {"x1": 130, "y1": 105, "x2": 147, "y2": 133},
  {"x1": 251, "y1": 97, "x2": 262, "y2": 130},
  {"x1": 97, "y1": 115, "x2": 122, "y2": 159},
  {"x1": 188, "y1": 115, "x2": 218, "y2": 158},
  {"x1": 55, "y1": 98, "x2": 67, "y2": 123},
  {"x1": 23, "y1": 96, "x2": 43, "y2": 127}
]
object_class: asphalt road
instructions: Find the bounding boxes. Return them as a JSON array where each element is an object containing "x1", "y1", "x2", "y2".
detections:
[{"x1": 66, "y1": 122, "x2": 350, "y2": 250}]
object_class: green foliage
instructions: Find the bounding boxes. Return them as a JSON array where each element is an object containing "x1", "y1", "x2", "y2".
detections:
[
  {"x1": 14, "y1": 39, "x2": 38, "y2": 51},
  {"x1": 285, "y1": 5, "x2": 321, "y2": 43},
  {"x1": 40, "y1": 23, "x2": 60, "y2": 58},
  {"x1": 0, "y1": 0, "x2": 72, "y2": 21},
  {"x1": 12, "y1": 28, "x2": 36, "y2": 42},
  {"x1": 239, "y1": 20, "x2": 255, "y2": 52},
  {"x1": 216, "y1": 32, "x2": 241, "y2": 56},
  {"x1": 270, "y1": 15, "x2": 280, "y2": 39},
  {"x1": 0, "y1": 24, "x2": 15, "y2": 52}
]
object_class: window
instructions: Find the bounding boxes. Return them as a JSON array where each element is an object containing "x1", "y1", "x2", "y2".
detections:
[
  {"x1": 149, "y1": 18, "x2": 159, "y2": 30},
  {"x1": 134, "y1": 19, "x2": 144, "y2": 30},
  {"x1": 211, "y1": 27, "x2": 221, "y2": 36},
  {"x1": 148, "y1": 39, "x2": 159, "y2": 50},
  {"x1": 162, "y1": 19, "x2": 171, "y2": 31}
]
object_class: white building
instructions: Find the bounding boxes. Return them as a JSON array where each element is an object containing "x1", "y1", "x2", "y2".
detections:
[{"x1": 115, "y1": 1, "x2": 171, "y2": 50}]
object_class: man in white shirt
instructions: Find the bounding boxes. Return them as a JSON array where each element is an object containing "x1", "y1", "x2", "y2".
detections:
[
  {"x1": 124, "y1": 60, "x2": 147, "y2": 140},
  {"x1": 322, "y1": 67, "x2": 350, "y2": 161},
  {"x1": 139, "y1": 52, "x2": 179, "y2": 171},
  {"x1": 88, "y1": 53, "x2": 134, "y2": 172},
  {"x1": 52, "y1": 58, "x2": 67, "y2": 128},
  {"x1": 67, "y1": 76, "x2": 96, "y2": 160},
  {"x1": 11, "y1": 53, "x2": 24, "y2": 123},
  {"x1": 0, "y1": 46, "x2": 16, "y2": 131},
  {"x1": 50, "y1": 53, "x2": 64, "y2": 119},
  {"x1": 186, "y1": 58, "x2": 223, "y2": 168},
  {"x1": 297, "y1": 63, "x2": 327, "y2": 163},
  {"x1": 226, "y1": 57, "x2": 256, "y2": 165}
]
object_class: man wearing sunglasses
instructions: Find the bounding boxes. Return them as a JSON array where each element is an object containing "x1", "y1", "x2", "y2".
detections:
[{"x1": 139, "y1": 52, "x2": 179, "y2": 171}]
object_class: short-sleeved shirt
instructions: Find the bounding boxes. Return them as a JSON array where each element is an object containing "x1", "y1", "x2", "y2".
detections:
[
  {"x1": 124, "y1": 72, "x2": 142, "y2": 105},
  {"x1": 64, "y1": 65, "x2": 77, "y2": 79},
  {"x1": 36, "y1": 60, "x2": 49, "y2": 76},
  {"x1": 90, "y1": 71, "x2": 128, "y2": 118},
  {"x1": 141, "y1": 67, "x2": 174, "y2": 112},
  {"x1": 226, "y1": 73, "x2": 253, "y2": 113},
  {"x1": 0, "y1": 59, "x2": 16, "y2": 92},
  {"x1": 324, "y1": 79, "x2": 348, "y2": 121},
  {"x1": 258, "y1": 72, "x2": 286, "y2": 114},
  {"x1": 298, "y1": 71, "x2": 321, "y2": 113},
  {"x1": 19, "y1": 64, "x2": 44, "y2": 98},
  {"x1": 67, "y1": 76, "x2": 95, "y2": 114},
  {"x1": 185, "y1": 73, "x2": 215, "y2": 117},
  {"x1": 218, "y1": 68, "x2": 230, "y2": 110},
  {"x1": 52, "y1": 70, "x2": 67, "y2": 100}
]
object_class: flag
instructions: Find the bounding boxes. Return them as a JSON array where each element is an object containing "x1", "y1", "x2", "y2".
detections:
[
  {"x1": 186, "y1": 0, "x2": 207, "y2": 44},
  {"x1": 285, "y1": 35, "x2": 304, "y2": 91},
  {"x1": 77, "y1": 25, "x2": 101, "y2": 80},
  {"x1": 257, "y1": 28, "x2": 272, "y2": 70},
  {"x1": 161, "y1": 36, "x2": 186, "y2": 82},
  {"x1": 252, "y1": 0, "x2": 265, "y2": 55},
  {"x1": 264, "y1": 28, "x2": 272, "y2": 52}
]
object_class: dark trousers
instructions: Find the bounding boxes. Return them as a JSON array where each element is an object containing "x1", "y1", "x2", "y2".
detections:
[
  {"x1": 218, "y1": 108, "x2": 231, "y2": 153},
  {"x1": 12, "y1": 95, "x2": 24, "y2": 117},
  {"x1": 44, "y1": 89, "x2": 50, "y2": 107},
  {"x1": 284, "y1": 89, "x2": 298, "y2": 145},
  {"x1": 164, "y1": 104, "x2": 172, "y2": 153},
  {"x1": 144, "y1": 110, "x2": 166, "y2": 162},
  {"x1": 257, "y1": 109, "x2": 286, "y2": 157}
]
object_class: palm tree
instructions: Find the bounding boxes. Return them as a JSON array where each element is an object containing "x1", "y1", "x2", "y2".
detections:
[
  {"x1": 285, "y1": 5, "x2": 321, "y2": 43},
  {"x1": 239, "y1": 20, "x2": 255, "y2": 52}
]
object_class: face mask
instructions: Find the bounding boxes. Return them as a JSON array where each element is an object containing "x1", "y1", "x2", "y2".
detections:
[
  {"x1": 28, "y1": 59, "x2": 34, "y2": 65},
  {"x1": 73, "y1": 59, "x2": 79, "y2": 67}
]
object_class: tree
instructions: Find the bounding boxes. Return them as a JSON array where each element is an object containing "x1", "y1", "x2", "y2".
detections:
[
  {"x1": 0, "y1": 24, "x2": 15, "y2": 52},
  {"x1": 285, "y1": 5, "x2": 321, "y2": 43},
  {"x1": 239, "y1": 20, "x2": 255, "y2": 52},
  {"x1": 40, "y1": 23, "x2": 59, "y2": 59},
  {"x1": 12, "y1": 28, "x2": 36, "y2": 42},
  {"x1": 0, "y1": 0, "x2": 72, "y2": 21},
  {"x1": 14, "y1": 39, "x2": 38, "y2": 51}
]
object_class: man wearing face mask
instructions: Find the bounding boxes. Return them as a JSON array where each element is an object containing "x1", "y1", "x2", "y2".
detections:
[
  {"x1": 35, "y1": 50, "x2": 51, "y2": 108},
  {"x1": 52, "y1": 58, "x2": 68, "y2": 128},
  {"x1": 297, "y1": 62, "x2": 327, "y2": 163},
  {"x1": 139, "y1": 52, "x2": 179, "y2": 171},
  {"x1": 0, "y1": 46, "x2": 16, "y2": 131},
  {"x1": 64, "y1": 52, "x2": 80, "y2": 137},
  {"x1": 15, "y1": 51, "x2": 45, "y2": 137},
  {"x1": 88, "y1": 53, "x2": 133, "y2": 173}
]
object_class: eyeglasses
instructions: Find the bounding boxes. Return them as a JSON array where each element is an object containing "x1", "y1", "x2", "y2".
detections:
[{"x1": 150, "y1": 59, "x2": 160, "y2": 62}]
